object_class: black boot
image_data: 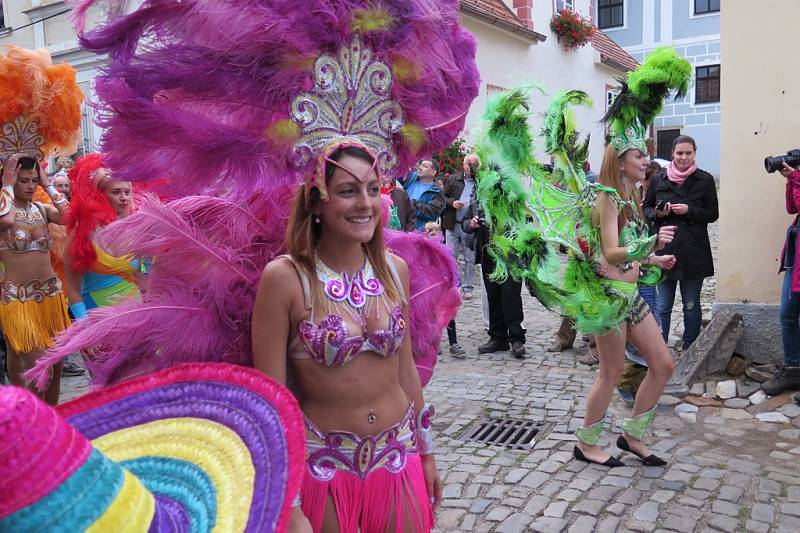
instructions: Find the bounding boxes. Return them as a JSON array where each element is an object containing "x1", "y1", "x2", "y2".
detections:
[
  {"x1": 510, "y1": 341, "x2": 527, "y2": 359},
  {"x1": 478, "y1": 339, "x2": 510, "y2": 354},
  {"x1": 761, "y1": 365, "x2": 800, "y2": 395}
]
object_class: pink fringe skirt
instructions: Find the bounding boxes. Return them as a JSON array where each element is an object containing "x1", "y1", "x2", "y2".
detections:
[{"x1": 300, "y1": 406, "x2": 434, "y2": 532}]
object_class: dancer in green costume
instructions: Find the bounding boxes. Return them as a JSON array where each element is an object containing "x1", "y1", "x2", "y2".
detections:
[{"x1": 476, "y1": 48, "x2": 691, "y2": 466}]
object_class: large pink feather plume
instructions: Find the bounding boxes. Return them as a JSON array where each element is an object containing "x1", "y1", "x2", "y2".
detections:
[
  {"x1": 385, "y1": 230, "x2": 461, "y2": 386},
  {"x1": 32, "y1": 196, "x2": 460, "y2": 388}
]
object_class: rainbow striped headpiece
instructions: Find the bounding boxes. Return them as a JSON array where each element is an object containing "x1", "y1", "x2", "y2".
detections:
[{"x1": 0, "y1": 364, "x2": 305, "y2": 532}]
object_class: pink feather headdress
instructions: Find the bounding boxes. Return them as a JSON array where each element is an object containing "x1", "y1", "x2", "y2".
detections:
[{"x1": 32, "y1": 0, "x2": 478, "y2": 387}]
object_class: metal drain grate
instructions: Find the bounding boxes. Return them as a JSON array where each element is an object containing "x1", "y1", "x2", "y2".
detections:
[{"x1": 464, "y1": 418, "x2": 545, "y2": 450}]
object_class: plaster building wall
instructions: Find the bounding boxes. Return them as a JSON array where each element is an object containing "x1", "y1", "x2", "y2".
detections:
[
  {"x1": 464, "y1": 0, "x2": 628, "y2": 172},
  {"x1": 714, "y1": 0, "x2": 800, "y2": 363},
  {"x1": 602, "y1": 0, "x2": 721, "y2": 177},
  {"x1": 0, "y1": 0, "x2": 124, "y2": 157}
]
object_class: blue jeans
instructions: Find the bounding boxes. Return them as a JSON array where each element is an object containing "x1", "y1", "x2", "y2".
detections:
[
  {"x1": 656, "y1": 278, "x2": 704, "y2": 349},
  {"x1": 780, "y1": 267, "x2": 800, "y2": 367}
]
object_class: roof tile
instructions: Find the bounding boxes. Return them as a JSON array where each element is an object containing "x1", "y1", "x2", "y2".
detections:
[
  {"x1": 460, "y1": 0, "x2": 526, "y2": 28},
  {"x1": 592, "y1": 29, "x2": 639, "y2": 72}
]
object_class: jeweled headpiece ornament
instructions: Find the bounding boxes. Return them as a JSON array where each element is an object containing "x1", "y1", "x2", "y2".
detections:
[
  {"x1": 602, "y1": 47, "x2": 692, "y2": 156},
  {"x1": 291, "y1": 34, "x2": 404, "y2": 200},
  {"x1": 0, "y1": 47, "x2": 83, "y2": 163}
]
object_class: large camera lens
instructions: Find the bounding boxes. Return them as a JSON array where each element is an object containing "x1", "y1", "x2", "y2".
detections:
[
  {"x1": 765, "y1": 149, "x2": 800, "y2": 173},
  {"x1": 765, "y1": 155, "x2": 787, "y2": 173}
]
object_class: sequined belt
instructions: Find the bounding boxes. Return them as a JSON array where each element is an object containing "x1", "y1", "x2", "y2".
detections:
[
  {"x1": 304, "y1": 405, "x2": 418, "y2": 481},
  {"x1": 1, "y1": 277, "x2": 62, "y2": 304}
]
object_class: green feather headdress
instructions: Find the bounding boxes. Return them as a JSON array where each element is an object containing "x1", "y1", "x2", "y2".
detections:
[{"x1": 602, "y1": 47, "x2": 692, "y2": 156}]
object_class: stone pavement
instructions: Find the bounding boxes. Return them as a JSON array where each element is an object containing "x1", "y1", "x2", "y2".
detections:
[
  {"x1": 429, "y1": 277, "x2": 800, "y2": 533},
  {"x1": 57, "y1": 222, "x2": 800, "y2": 532},
  {"x1": 426, "y1": 222, "x2": 800, "y2": 532}
]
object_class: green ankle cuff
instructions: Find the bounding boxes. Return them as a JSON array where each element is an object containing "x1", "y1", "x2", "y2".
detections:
[
  {"x1": 576, "y1": 416, "x2": 607, "y2": 446},
  {"x1": 621, "y1": 407, "x2": 656, "y2": 440}
]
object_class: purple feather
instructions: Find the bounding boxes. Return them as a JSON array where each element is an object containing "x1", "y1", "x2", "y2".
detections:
[
  {"x1": 36, "y1": 0, "x2": 479, "y2": 387},
  {"x1": 385, "y1": 230, "x2": 461, "y2": 386},
  {"x1": 75, "y1": 0, "x2": 480, "y2": 196}
]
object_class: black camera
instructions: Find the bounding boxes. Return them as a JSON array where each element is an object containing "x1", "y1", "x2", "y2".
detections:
[
  {"x1": 655, "y1": 199, "x2": 668, "y2": 211},
  {"x1": 765, "y1": 149, "x2": 800, "y2": 173}
]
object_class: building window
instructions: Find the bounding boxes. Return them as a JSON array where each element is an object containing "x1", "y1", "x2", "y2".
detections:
[
  {"x1": 695, "y1": 64, "x2": 720, "y2": 104},
  {"x1": 597, "y1": 0, "x2": 624, "y2": 29},
  {"x1": 606, "y1": 88, "x2": 620, "y2": 111},
  {"x1": 556, "y1": 0, "x2": 575, "y2": 13},
  {"x1": 656, "y1": 129, "x2": 681, "y2": 160},
  {"x1": 694, "y1": 0, "x2": 720, "y2": 15}
]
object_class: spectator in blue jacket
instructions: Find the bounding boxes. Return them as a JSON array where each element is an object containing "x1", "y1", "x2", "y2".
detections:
[{"x1": 404, "y1": 160, "x2": 445, "y2": 231}]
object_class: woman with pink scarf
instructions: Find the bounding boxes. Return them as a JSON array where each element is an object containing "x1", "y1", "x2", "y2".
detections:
[{"x1": 643, "y1": 135, "x2": 718, "y2": 350}]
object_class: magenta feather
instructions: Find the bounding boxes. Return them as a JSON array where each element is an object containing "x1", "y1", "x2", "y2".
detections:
[
  {"x1": 36, "y1": 0, "x2": 478, "y2": 388},
  {"x1": 385, "y1": 230, "x2": 462, "y2": 386},
  {"x1": 31, "y1": 195, "x2": 460, "y2": 388}
]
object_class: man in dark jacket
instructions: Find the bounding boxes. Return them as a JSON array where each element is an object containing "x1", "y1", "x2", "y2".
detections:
[
  {"x1": 643, "y1": 137, "x2": 718, "y2": 349},
  {"x1": 404, "y1": 160, "x2": 445, "y2": 231},
  {"x1": 462, "y1": 182, "x2": 526, "y2": 358},
  {"x1": 442, "y1": 154, "x2": 478, "y2": 298}
]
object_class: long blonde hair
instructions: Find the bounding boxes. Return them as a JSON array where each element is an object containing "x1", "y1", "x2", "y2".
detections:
[
  {"x1": 285, "y1": 148, "x2": 400, "y2": 303},
  {"x1": 596, "y1": 144, "x2": 643, "y2": 229}
]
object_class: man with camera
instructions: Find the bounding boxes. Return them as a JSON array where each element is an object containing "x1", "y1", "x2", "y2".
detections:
[
  {"x1": 462, "y1": 174, "x2": 526, "y2": 359},
  {"x1": 763, "y1": 156, "x2": 800, "y2": 399}
]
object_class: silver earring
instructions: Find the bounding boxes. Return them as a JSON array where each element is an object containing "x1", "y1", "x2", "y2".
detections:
[{"x1": 314, "y1": 217, "x2": 320, "y2": 223}]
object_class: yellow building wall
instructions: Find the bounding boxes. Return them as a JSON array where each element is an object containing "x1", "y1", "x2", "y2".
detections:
[{"x1": 717, "y1": 0, "x2": 800, "y2": 305}]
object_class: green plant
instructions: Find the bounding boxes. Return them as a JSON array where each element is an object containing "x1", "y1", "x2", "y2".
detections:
[{"x1": 550, "y1": 9, "x2": 595, "y2": 51}]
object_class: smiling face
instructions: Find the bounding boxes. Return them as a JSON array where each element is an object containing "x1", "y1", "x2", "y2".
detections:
[
  {"x1": 620, "y1": 149, "x2": 650, "y2": 182},
  {"x1": 672, "y1": 142, "x2": 696, "y2": 172},
  {"x1": 316, "y1": 153, "x2": 381, "y2": 245}
]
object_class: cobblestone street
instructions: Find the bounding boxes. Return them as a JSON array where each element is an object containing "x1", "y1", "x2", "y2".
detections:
[
  {"x1": 57, "y1": 225, "x2": 800, "y2": 533},
  {"x1": 425, "y1": 227, "x2": 800, "y2": 532}
]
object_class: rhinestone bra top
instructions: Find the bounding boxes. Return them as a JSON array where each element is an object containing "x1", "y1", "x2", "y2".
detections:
[
  {"x1": 0, "y1": 202, "x2": 51, "y2": 253},
  {"x1": 287, "y1": 254, "x2": 406, "y2": 367}
]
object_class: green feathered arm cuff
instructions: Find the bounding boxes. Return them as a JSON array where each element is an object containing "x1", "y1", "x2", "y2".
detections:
[
  {"x1": 639, "y1": 265, "x2": 663, "y2": 286},
  {"x1": 624, "y1": 234, "x2": 657, "y2": 262}
]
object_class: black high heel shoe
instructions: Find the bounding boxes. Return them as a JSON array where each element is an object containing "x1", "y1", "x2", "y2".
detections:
[
  {"x1": 616, "y1": 435, "x2": 667, "y2": 466},
  {"x1": 573, "y1": 445, "x2": 624, "y2": 467}
]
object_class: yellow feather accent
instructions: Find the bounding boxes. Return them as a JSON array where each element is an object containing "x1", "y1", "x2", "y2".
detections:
[
  {"x1": 401, "y1": 124, "x2": 425, "y2": 152},
  {"x1": 391, "y1": 55, "x2": 420, "y2": 83},
  {"x1": 265, "y1": 119, "x2": 301, "y2": 146},
  {"x1": 352, "y1": 8, "x2": 393, "y2": 32}
]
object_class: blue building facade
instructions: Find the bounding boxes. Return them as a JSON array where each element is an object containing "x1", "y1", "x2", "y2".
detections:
[{"x1": 598, "y1": 0, "x2": 720, "y2": 177}]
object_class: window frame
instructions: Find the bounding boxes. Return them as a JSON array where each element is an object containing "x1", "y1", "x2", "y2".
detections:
[
  {"x1": 656, "y1": 129, "x2": 682, "y2": 161},
  {"x1": 554, "y1": 0, "x2": 576, "y2": 13},
  {"x1": 693, "y1": 0, "x2": 720, "y2": 16},
  {"x1": 694, "y1": 64, "x2": 720, "y2": 105},
  {"x1": 597, "y1": 0, "x2": 625, "y2": 30}
]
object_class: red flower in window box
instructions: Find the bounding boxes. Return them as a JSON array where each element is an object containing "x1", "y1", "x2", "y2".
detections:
[{"x1": 550, "y1": 8, "x2": 594, "y2": 51}]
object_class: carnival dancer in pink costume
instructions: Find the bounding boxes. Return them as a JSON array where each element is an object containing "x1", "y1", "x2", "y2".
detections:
[{"x1": 33, "y1": 1, "x2": 479, "y2": 530}]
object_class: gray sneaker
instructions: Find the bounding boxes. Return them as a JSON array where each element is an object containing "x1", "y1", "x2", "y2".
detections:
[{"x1": 449, "y1": 343, "x2": 466, "y2": 358}]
